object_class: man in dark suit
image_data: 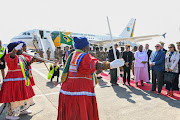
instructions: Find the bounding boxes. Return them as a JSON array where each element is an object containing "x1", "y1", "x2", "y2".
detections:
[
  {"x1": 119, "y1": 47, "x2": 124, "y2": 58},
  {"x1": 122, "y1": 44, "x2": 134, "y2": 86},
  {"x1": 145, "y1": 44, "x2": 152, "y2": 80},
  {"x1": 63, "y1": 46, "x2": 70, "y2": 65},
  {"x1": 108, "y1": 44, "x2": 120, "y2": 86},
  {"x1": 149, "y1": 44, "x2": 165, "y2": 95}
]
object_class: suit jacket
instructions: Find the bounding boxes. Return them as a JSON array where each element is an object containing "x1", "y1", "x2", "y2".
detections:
[
  {"x1": 63, "y1": 50, "x2": 70, "y2": 60},
  {"x1": 147, "y1": 49, "x2": 152, "y2": 61},
  {"x1": 150, "y1": 50, "x2": 165, "y2": 71},
  {"x1": 119, "y1": 51, "x2": 123, "y2": 58},
  {"x1": 108, "y1": 49, "x2": 120, "y2": 62},
  {"x1": 165, "y1": 51, "x2": 179, "y2": 73},
  {"x1": 122, "y1": 51, "x2": 134, "y2": 67},
  {"x1": 162, "y1": 48, "x2": 167, "y2": 53}
]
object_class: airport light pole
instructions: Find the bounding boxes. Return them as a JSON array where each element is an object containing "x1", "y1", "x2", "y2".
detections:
[{"x1": 107, "y1": 17, "x2": 121, "y2": 83}]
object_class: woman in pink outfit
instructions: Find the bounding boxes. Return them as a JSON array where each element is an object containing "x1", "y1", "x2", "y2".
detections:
[{"x1": 134, "y1": 45, "x2": 149, "y2": 86}]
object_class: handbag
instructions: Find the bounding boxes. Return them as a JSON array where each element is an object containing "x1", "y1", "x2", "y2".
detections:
[{"x1": 164, "y1": 72, "x2": 176, "y2": 83}]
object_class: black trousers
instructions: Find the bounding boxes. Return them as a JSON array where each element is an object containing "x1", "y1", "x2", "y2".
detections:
[
  {"x1": 152, "y1": 70, "x2": 164, "y2": 93},
  {"x1": 148, "y1": 64, "x2": 151, "y2": 80},
  {"x1": 51, "y1": 71, "x2": 60, "y2": 82},
  {"x1": 63, "y1": 60, "x2": 66, "y2": 65},
  {"x1": 110, "y1": 68, "x2": 117, "y2": 84},
  {"x1": 123, "y1": 66, "x2": 131, "y2": 84}
]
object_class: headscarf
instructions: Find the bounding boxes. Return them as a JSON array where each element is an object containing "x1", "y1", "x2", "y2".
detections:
[
  {"x1": 7, "y1": 42, "x2": 19, "y2": 53},
  {"x1": 74, "y1": 37, "x2": 89, "y2": 49},
  {"x1": 17, "y1": 41, "x2": 26, "y2": 47}
]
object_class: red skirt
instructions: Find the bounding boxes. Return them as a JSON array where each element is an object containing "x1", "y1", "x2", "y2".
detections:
[
  {"x1": 0, "y1": 70, "x2": 35, "y2": 103},
  {"x1": 30, "y1": 70, "x2": 35, "y2": 86},
  {"x1": 57, "y1": 77, "x2": 99, "y2": 120}
]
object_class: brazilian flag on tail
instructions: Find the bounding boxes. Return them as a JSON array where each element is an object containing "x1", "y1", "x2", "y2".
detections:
[
  {"x1": 60, "y1": 32, "x2": 73, "y2": 46},
  {"x1": 51, "y1": 31, "x2": 74, "y2": 47}
]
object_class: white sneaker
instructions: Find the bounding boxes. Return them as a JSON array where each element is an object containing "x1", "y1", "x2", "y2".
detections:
[
  {"x1": 6, "y1": 116, "x2": 20, "y2": 120},
  {"x1": 20, "y1": 110, "x2": 32, "y2": 115}
]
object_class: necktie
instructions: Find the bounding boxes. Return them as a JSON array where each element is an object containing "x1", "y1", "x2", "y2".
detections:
[
  {"x1": 169, "y1": 52, "x2": 173, "y2": 62},
  {"x1": 66, "y1": 51, "x2": 68, "y2": 59}
]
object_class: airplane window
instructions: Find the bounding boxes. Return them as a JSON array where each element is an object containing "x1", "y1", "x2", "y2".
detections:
[{"x1": 27, "y1": 33, "x2": 30, "y2": 35}]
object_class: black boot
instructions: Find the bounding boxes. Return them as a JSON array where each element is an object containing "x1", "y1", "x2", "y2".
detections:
[{"x1": 57, "y1": 77, "x2": 59, "y2": 83}]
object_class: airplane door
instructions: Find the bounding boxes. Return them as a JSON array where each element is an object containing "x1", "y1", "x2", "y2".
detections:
[
  {"x1": 39, "y1": 30, "x2": 44, "y2": 39},
  {"x1": 43, "y1": 30, "x2": 48, "y2": 39}
]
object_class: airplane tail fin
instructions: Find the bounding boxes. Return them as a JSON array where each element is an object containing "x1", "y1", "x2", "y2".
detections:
[
  {"x1": 162, "y1": 33, "x2": 166, "y2": 38},
  {"x1": 119, "y1": 18, "x2": 136, "y2": 38}
]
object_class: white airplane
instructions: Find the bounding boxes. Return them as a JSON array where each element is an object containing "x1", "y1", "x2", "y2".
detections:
[{"x1": 10, "y1": 18, "x2": 166, "y2": 59}]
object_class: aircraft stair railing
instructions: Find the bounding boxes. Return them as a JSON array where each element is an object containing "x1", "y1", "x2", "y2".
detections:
[{"x1": 36, "y1": 35, "x2": 46, "y2": 58}]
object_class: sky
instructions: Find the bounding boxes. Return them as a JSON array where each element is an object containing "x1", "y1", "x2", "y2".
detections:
[{"x1": 0, "y1": 0, "x2": 180, "y2": 50}]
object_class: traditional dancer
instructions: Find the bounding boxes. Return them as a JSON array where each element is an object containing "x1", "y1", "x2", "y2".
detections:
[
  {"x1": 57, "y1": 37, "x2": 124, "y2": 120},
  {"x1": 18, "y1": 41, "x2": 35, "y2": 86},
  {"x1": 0, "y1": 42, "x2": 35, "y2": 120}
]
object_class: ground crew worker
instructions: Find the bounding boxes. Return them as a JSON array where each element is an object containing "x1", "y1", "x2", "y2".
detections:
[
  {"x1": 48, "y1": 59, "x2": 60, "y2": 82},
  {"x1": 0, "y1": 40, "x2": 6, "y2": 79}
]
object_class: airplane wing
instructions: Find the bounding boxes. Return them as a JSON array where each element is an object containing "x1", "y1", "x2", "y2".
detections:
[{"x1": 90, "y1": 33, "x2": 166, "y2": 46}]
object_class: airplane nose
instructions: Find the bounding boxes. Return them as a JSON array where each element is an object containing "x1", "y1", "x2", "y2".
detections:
[
  {"x1": 10, "y1": 37, "x2": 19, "y2": 43},
  {"x1": 10, "y1": 38, "x2": 16, "y2": 43}
]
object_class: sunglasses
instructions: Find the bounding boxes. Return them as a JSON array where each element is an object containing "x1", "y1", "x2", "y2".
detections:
[
  {"x1": 155, "y1": 46, "x2": 159, "y2": 47},
  {"x1": 168, "y1": 47, "x2": 173, "y2": 48}
]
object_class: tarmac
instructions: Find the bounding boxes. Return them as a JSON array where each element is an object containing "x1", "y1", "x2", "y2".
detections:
[{"x1": 0, "y1": 62, "x2": 180, "y2": 120}]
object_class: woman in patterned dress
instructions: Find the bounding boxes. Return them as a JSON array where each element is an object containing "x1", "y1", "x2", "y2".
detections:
[
  {"x1": 57, "y1": 37, "x2": 124, "y2": 120},
  {"x1": 0, "y1": 42, "x2": 35, "y2": 120}
]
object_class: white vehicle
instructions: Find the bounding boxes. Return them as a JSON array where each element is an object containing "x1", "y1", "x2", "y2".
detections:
[{"x1": 11, "y1": 18, "x2": 165, "y2": 59}]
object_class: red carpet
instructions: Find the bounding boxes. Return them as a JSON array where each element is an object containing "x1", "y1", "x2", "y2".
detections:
[{"x1": 100, "y1": 72, "x2": 180, "y2": 101}]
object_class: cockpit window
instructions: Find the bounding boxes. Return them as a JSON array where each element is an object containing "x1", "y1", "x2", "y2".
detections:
[
  {"x1": 27, "y1": 32, "x2": 30, "y2": 35},
  {"x1": 22, "y1": 32, "x2": 26, "y2": 35}
]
